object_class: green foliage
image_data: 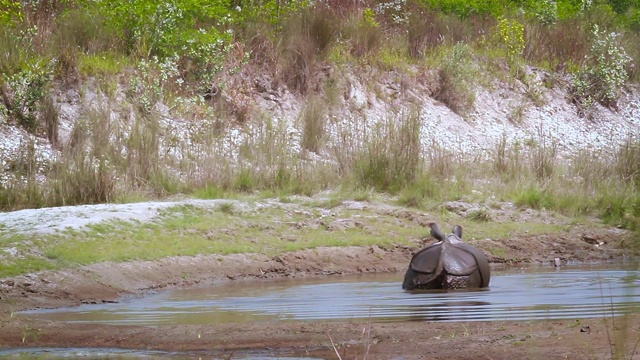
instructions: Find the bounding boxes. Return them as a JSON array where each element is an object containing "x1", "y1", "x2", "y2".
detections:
[
  {"x1": 514, "y1": 186, "x2": 553, "y2": 209},
  {"x1": 363, "y1": 7, "x2": 380, "y2": 27},
  {"x1": 465, "y1": 208, "x2": 492, "y2": 222},
  {"x1": 419, "y1": 0, "x2": 509, "y2": 18},
  {"x1": 525, "y1": 0, "x2": 559, "y2": 25},
  {"x1": 78, "y1": 54, "x2": 127, "y2": 78},
  {"x1": 573, "y1": 24, "x2": 632, "y2": 110},
  {"x1": 0, "y1": 60, "x2": 55, "y2": 132},
  {"x1": 0, "y1": 256, "x2": 57, "y2": 277},
  {"x1": 0, "y1": 0, "x2": 22, "y2": 26},
  {"x1": 615, "y1": 136, "x2": 640, "y2": 185},
  {"x1": 434, "y1": 43, "x2": 477, "y2": 115},
  {"x1": 496, "y1": 17, "x2": 525, "y2": 66},
  {"x1": 234, "y1": 168, "x2": 256, "y2": 193},
  {"x1": 345, "y1": 8, "x2": 382, "y2": 58},
  {"x1": 599, "y1": 193, "x2": 640, "y2": 230},
  {"x1": 555, "y1": 0, "x2": 585, "y2": 20},
  {"x1": 89, "y1": 0, "x2": 231, "y2": 56},
  {"x1": 193, "y1": 185, "x2": 226, "y2": 199},
  {"x1": 397, "y1": 175, "x2": 441, "y2": 208},
  {"x1": 83, "y1": 0, "x2": 235, "y2": 91},
  {"x1": 374, "y1": 0, "x2": 410, "y2": 25},
  {"x1": 127, "y1": 55, "x2": 182, "y2": 113},
  {"x1": 239, "y1": 0, "x2": 311, "y2": 27}
]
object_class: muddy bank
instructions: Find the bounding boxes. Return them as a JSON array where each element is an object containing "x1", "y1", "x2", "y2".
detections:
[{"x1": 0, "y1": 224, "x2": 627, "y2": 313}]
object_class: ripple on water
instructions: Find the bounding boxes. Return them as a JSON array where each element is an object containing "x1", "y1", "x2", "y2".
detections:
[{"x1": 19, "y1": 262, "x2": 640, "y2": 325}]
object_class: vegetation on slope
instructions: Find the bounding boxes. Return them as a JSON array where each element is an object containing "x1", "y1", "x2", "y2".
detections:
[{"x1": 0, "y1": 0, "x2": 639, "y2": 239}]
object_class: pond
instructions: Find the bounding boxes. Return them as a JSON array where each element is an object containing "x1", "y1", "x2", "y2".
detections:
[{"x1": 19, "y1": 261, "x2": 639, "y2": 325}]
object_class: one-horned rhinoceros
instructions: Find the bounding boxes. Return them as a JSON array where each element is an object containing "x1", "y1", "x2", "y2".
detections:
[{"x1": 402, "y1": 222, "x2": 491, "y2": 290}]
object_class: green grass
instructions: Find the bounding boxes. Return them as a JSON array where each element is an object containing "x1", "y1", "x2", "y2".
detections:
[
  {"x1": 0, "y1": 257, "x2": 59, "y2": 277},
  {"x1": 1, "y1": 203, "x2": 422, "y2": 271},
  {"x1": 78, "y1": 53, "x2": 127, "y2": 77},
  {"x1": 0, "y1": 196, "x2": 578, "y2": 278}
]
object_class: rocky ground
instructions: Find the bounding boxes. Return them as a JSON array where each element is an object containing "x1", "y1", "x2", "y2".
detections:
[{"x1": 0, "y1": 198, "x2": 638, "y2": 359}]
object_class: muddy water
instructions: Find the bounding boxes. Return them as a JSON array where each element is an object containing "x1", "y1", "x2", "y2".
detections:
[{"x1": 20, "y1": 262, "x2": 639, "y2": 325}]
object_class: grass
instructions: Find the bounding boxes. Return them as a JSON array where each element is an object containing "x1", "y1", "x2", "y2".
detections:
[{"x1": 0, "y1": 195, "x2": 577, "y2": 277}]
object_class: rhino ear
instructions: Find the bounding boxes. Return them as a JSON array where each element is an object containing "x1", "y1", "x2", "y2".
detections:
[
  {"x1": 429, "y1": 223, "x2": 445, "y2": 241},
  {"x1": 452, "y1": 225, "x2": 463, "y2": 239}
]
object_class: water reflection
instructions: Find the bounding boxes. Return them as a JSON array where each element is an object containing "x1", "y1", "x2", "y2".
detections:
[{"x1": 19, "y1": 262, "x2": 640, "y2": 324}]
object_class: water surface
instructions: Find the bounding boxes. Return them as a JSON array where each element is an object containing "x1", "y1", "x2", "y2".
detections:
[{"x1": 20, "y1": 262, "x2": 639, "y2": 324}]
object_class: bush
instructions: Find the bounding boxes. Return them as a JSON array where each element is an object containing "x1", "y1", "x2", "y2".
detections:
[
  {"x1": 345, "y1": 8, "x2": 381, "y2": 58},
  {"x1": 433, "y1": 43, "x2": 477, "y2": 116},
  {"x1": 355, "y1": 109, "x2": 422, "y2": 192},
  {"x1": 0, "y1": 0, "x2": 22, "y2": 26},
  {"x1": 495, "y1": 17, "x2": 525, "y2": 67},
  {"x1": 0, "y1": 59, "x2": 55, "y2": 133},
  {"x1": 418, "y1": 0, "x2": 508, "y2": 18},
  {"x1": 514, "y1": 186, "x2": 553, "y2": 209},
  {"x1": 278, "y1": 8, "x2": 336, "y2": 94},
  {"x1": 524, "y1": 0, "x2": 558, "y2": 25},
  {"x1": 573, "y1": 24, "x2": 632, "y2": 111}
]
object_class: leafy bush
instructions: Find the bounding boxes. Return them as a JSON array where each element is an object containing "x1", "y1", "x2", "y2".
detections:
[
  {"x1": 419, "y1": 0, "x2": 508, "y2": 18},
  {"x1": 496, "y1": 17, "x2": 525, "y2": 67},
  {"x1": 0, "y1": 0, "x2": 22, "y2": 26},
  {"x1": 85, "y1": 0, "x2": 235, "y2": 92},
  {"x1": 524, "y1": 0, "x2": 558, "y2": 25},
  {"x1": 374, "y1": 0, "x2": 410, "y2": 25},
  {"x1": 0, "y1": 60, "x2": 55, "y2": 132},
  {"x1": 127, "y1": 55, "x2": 183, "y2": 113},
  {"x1": 573, "y1": 24, "x2": 632, "y2": 111},
  {"x1": 433, "y1": 43, "x2": 477, "y2": 116}
]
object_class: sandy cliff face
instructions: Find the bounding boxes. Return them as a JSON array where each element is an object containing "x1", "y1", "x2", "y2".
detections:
[{"x1": 1, "y1": 66, "x2": 639, "y2": 186}]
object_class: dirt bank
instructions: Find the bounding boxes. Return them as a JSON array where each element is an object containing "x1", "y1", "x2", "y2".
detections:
[{"x1": 0, "y1": 220, "x2": 637, "y2": 359}]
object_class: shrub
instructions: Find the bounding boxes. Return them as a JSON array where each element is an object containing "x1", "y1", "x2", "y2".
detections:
[
  {"x1": 127, "y1": 55, "x2": 183, "y2": 114},
  {"x1": 374, "y1": 0, "x2": 410, "y2": 26},
  {"x1": 346, "y1": 8, "x2": 382, "y2": 58},
  {"x1": 598, "y1": 193, "x2": 640, "y2": 230},
  {"x1": 278, "y1": 8, "x2": 336, "y2": 94},
  {"x1": 433, "y1": 43, "x2": 477, "y2": 116},
  {"x1": 0, "y1": 59, "x2": 55, "y2": 133},
  {"x1": 397, "y1": 174, "x2": 440, "y2": 208},
  {"x1": 0, "y1": 0, "x2": 22, "y2": 26},
  {"x1": 355, "y1": 109, "x2": 422, "y2": 192},
  {"x1": 524, "y1": 0, "x2": 558, "y2": 25},
  {"x1": 418, "y1": 0, "x2": 508, "y2": 18},
  {"x1": 573, "y1": 24, "x2": 632, "y2": 111},
  {"x1": 495, "y1": 17, "x2": 525, "y2": 68},
  {"x1": 524, "y1": 19, "x2": 589, "y2": 71},
  {"x1": 514, "y1": 186, "x2": 553, "y2": 209}
]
